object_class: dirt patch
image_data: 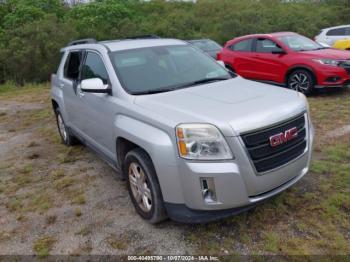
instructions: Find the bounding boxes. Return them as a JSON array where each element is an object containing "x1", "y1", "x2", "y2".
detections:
[
  {"x1": 0, "y1": 90, "x2": 192, "y2": 255},
  {"x1": 326, "y1": 124, "x2": 350, "y2": 139}
]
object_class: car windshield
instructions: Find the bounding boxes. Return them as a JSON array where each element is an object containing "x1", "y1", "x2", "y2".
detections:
[
  {"x1": 278, "y1": 34, "x2": 324, "y2": 51},
  {"x1": 111, "y1": 45, "x2": 231, "y2": 95},
  {"x1": 190, "y1": 40, "x2": 222, "y2": 51}
]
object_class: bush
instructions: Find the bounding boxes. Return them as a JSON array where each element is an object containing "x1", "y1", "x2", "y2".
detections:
[{"x1": 0, "y1": 0, "x2": 349, "y2": 84}]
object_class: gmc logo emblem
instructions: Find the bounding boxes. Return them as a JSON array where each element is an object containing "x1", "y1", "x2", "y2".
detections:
[{"x1": 269, "y1": 127, "x2": 298, "y2": 147}]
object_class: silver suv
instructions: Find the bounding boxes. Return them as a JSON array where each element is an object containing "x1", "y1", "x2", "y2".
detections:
[{"x1": 51, "y1": 38, "x2": 314, "y2": 223}]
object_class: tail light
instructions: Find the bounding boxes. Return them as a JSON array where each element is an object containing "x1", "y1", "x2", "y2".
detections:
[{"x1": 216, "y1": 52, "x2": 222, "y2": 60}]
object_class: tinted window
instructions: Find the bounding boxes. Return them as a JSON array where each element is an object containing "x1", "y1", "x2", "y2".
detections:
[
  {"x1": 64, "y1": 51, "x2": 83, "y2": 80},
  {"x1": 81, "y1": 52, "x2": 109, "y2": 84},
  {"x1": 111, "y1": 45, "x2": 231, "y2": 95},
  {"x1": 256, "y1": 39, "x2": 281, "y2": 53},
  {"x1": 229, "y1": 39, "x2": 253, "y2": 52},
  {"x1": 346, "y1": 27, "x2": 350, "y2": 35},
  {"x1": 326, "y1": 28, "x2": 346, "y2": 36}
]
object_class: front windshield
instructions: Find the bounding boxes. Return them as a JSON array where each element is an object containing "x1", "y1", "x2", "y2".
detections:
[
  {"x1": 111, "y1": 45, "x2": 231, "y2": 95},
  {"x1": 278, "y1": 34, "x2": 323, "y2": 51},
  {"x1": 191, "y1": 40, "x2": 222, "y2": 51}
]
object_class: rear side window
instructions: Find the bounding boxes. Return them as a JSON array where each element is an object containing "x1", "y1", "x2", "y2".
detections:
[
  {"x1": 64, "y1": 51, "x2": 83, "y2": 80},
  {"x1": 229, "y1": 39, "x2": 253, "y2": 52},
  {"x1": 346, "y1": 27, "x2": 350, "y2": 36},
  {"x1": 326, "y1": 28, "x2": 346, "y2": 36},
  {"x1": 256, "y1": 39, "x2": 281, "y2": 53},
  {"x1": 81, "y1": 52, "x2": 109, "y2": 84}
]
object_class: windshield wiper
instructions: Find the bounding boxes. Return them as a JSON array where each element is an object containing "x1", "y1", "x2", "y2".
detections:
[
  {"x1": 178, "y1": 77, "x2": 231, "y2": 89},
  {"x1": 132, "y1": 88, "x2": 178, "y2": 95},
  {"x1": 132, "y1": 77, "x2": 231, "y2": 95}
]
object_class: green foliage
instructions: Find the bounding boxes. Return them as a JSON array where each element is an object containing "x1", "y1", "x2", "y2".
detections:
[{"x1": 0, "y1": 0, "x2": 349, "y2": 84}]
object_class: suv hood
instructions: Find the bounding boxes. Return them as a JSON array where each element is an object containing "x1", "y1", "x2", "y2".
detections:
[
  {"x1": 299, "y1": 48, "x2": 350, "y2": 59},
  {"x1": 134, "y1": 77, "x2": 307, "y2": 136}
]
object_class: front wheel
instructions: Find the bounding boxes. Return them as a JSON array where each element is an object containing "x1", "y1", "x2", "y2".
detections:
[
  {"x1": 125, "y1": 148, "x2": 167, "y2": 224},
  {"x1": 287, "y1": 70, "x2": 314, "y2": 95}
]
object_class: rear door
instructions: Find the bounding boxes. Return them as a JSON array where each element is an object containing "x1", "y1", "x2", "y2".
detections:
[
  {"x1": 60, "y1": 50, "x2": 86, "y2": 133},
  {"x1": 251, "y1": 38, "x2": 287, "y2": 83},
  {"x1": 223, "y1": 38, "x2": 256, "y2": 78}
]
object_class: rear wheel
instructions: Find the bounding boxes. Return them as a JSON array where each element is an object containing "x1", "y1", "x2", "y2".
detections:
[
  {"x1": 287, "y1": 69, "x2": 314, "y2": 95},
  {"x1": 55, "y1": 108, "x2": 78, "y2": 146},
  {"x1": 125, "y1": 148, "x2": 167, "y2": 224}
]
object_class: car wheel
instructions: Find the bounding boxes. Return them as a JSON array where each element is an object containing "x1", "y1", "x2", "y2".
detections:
[
  {"x1": 55, "y1": 108, "x2": 77, "y2": 146},
  {"x1": 125, "y1": 148, "x2": 167, "y2": 224},
  {"x1": 287, "y1": 70, "x2": 314, "y2": 95}
]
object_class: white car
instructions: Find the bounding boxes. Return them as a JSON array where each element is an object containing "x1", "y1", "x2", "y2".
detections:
[{"x1": 315, "y1": 25, "x2": 350, "y2": 46}]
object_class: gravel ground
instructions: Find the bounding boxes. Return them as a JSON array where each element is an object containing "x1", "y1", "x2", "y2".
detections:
[{"x1": 0, "y1": 91, "x2": 193, "y2": 255}]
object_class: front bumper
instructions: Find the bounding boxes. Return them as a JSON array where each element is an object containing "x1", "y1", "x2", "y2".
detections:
[
  {"x1": 165, "y1": 165, "x2": 309, "y2": 223},
  {"x1": 164, "y1": 117, "x2": 314, "y2": 223},
  {"x1": 315, "y1": 65, "x2": 350, "y2": 88}
]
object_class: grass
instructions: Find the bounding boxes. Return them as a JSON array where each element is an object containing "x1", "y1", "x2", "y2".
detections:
[
  {"x1": 107, "y1": 234, "x2": 129, "y2": 250},
  {"x1": 33, "y1": 236, "x2": 56, "y2": 257},
  {"x1": 0, "y1": 83, "x2": 349, "y2": 255},
  {"x1": 75, "y1": 227, "x2": 91, "y2": 237},
  {"x1": 75, "y1": 207, "x2": 82, "y2": 217}
]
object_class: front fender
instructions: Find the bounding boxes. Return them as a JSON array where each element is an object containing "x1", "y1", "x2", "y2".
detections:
[{"x1": 115, "y1": 115, "x2": 184, "y2": 204}]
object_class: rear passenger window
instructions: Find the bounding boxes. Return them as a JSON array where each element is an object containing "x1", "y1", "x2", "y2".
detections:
[
  {"x1": 64, "y1": 51, "x2": 83, "y2": 80},
  {"x1": 229, "y1": 39, "x2": 253, "y2": 52},
  {"x1": 81, "y1": 52, "x2": 109, "y2": 84},
  {"x1": 326, "y1": 28, "x2": 346, "y2": 36},
  {"x1": 346, "y1": 27, "x2": 350, "y2": 36}
]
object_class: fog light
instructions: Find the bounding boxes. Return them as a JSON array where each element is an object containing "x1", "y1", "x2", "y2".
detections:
[
  {"x1": 200, "y1": 177, "x2": 217, "y2": 204},
  {"x1": 325, "y1": 76, "x2": 341, "y2": 83}
]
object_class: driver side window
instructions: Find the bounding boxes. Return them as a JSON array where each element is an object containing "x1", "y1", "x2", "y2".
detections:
[
  {"x1": 81, "y1": 52, "x2": 109, "y2": 84},
  {"x1": 256, "y1": 39, "x2": 282, "y2": 53}
]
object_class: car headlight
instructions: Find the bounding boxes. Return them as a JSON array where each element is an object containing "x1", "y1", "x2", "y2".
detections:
[
  {"x1": 312, "y1": 58, "x2": 339, "y2": 67},
  {"x1": 176, "y1": 124, "x2": 233, "y2": 160}
]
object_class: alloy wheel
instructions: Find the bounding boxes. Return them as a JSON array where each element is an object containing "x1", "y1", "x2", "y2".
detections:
[
  {"x1": 128, "y1": 162, "x2": 152, "y2": 212},
  {"x1": 57, "y1": 114, "x2": 67, "y2": 141},
  {"x1": 289, "y1": 72, "x2": 311, "y2": 93}
]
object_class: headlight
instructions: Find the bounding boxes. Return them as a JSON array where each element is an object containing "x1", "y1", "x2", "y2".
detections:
[
  {"x1": 176, "y1": 124, "x2": 233, "y2": 160},
  {"x1": 312, "y1": 58, "x2": 339, "y2": 67}
]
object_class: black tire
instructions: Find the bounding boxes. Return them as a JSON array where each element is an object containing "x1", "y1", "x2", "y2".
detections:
[
  {"x1": 287, "y1": 69, "x2": 314, "y2": 95},
  {"x1": 124, "y1": 148, "x2": 167, "y2": 224},
  {"x1": 54, "y1": 107, "x2": 78, "y2": 146}
]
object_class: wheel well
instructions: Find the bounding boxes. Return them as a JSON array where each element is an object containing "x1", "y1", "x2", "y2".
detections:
[
  {"x1": 285, "y1": 67, "x2": 317, "y2": 85},
  {"x1": 116, "y1": 137, "x2": 140, "y2": 177},
  {"x1": 52, "y1": 100, "x2": 59, "y2": 111}
]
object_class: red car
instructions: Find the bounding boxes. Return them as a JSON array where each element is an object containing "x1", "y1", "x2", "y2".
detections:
[{"x1": 217, "y1": 32, "x2": 350, "y2": 95}]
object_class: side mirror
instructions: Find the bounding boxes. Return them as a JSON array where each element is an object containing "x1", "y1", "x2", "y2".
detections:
[
  {"x1": 81, "y1": 78, "x2": 110, "y2": 93},
  {"x1": 271, "y1": 49, "x2": 286, "y2": 55},
  {"x1": 217, "y1": 60, "x2": 225, "y2": 67}
]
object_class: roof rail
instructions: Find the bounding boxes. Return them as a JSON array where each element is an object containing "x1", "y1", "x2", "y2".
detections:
[
  {"x1": 126, "y1": 34, "x2": 161, "y2": 40},
  {"x1": 68, "y1": 38, "x2": 97, "y2": 46}
]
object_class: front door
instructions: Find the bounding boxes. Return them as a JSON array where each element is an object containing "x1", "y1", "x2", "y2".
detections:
[
  {"x1": 78, "y1": 51, "x2": 116, "y2": 160},
  {"x1": 252, "y1": 38, "x2": 287, "y2": 83}
]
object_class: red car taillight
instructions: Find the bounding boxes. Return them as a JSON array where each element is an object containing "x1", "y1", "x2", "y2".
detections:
[{"x1": 216, "y1": 53, "x2": 222, "y2": 60}]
